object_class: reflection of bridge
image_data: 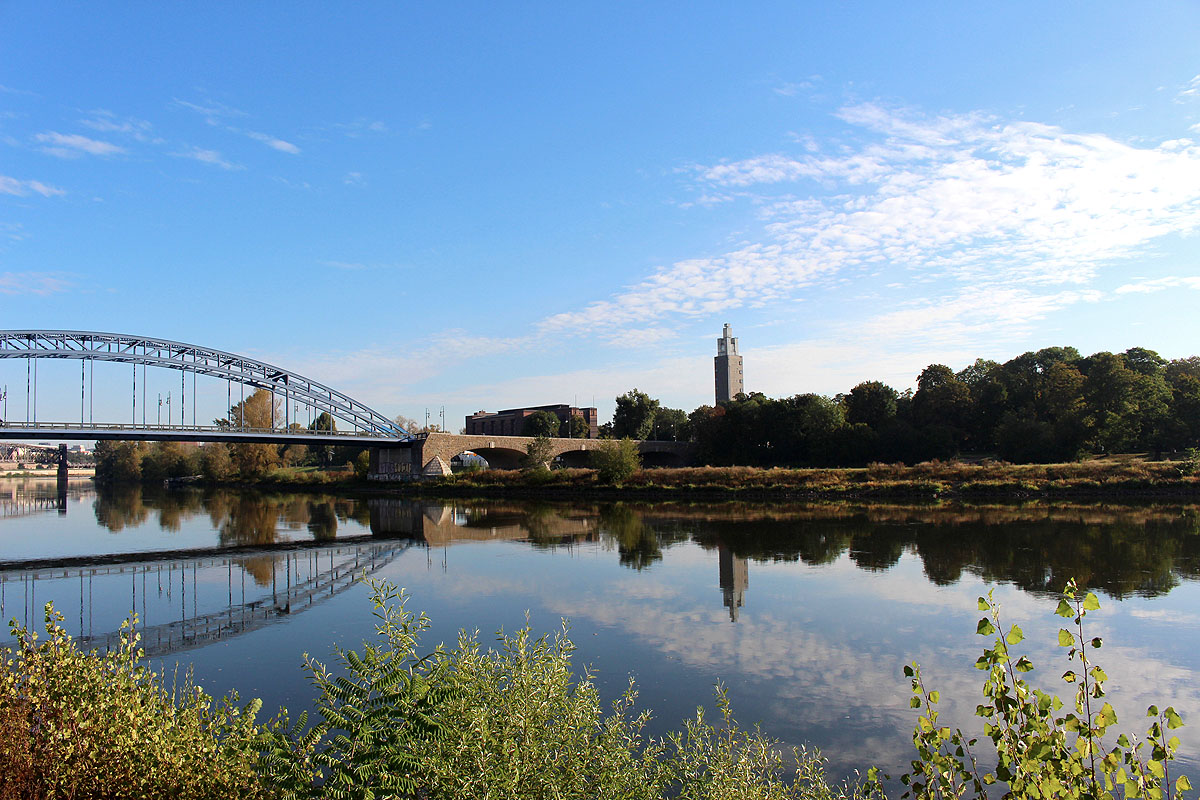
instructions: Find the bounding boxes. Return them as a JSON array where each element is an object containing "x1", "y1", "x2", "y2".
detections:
[
  {"x1": 0, "y1": 541, "x2": 411, "y2": 658},
  {"x1": 0, "y1": 494, "x2": 66, "y2": 518},
  {"x1": 0, "y1": 330, "x2": 693, "y2": 474}
]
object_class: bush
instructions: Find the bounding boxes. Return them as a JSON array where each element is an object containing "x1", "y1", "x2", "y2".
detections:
[
  {"x1": 898, "y1": 580, "x2": 1192, "y2": 799},
  {"x1": 0, "y1": 605, "x2": 270, "y2": 799},
  {"x1": 590, "y1": 437, "x2": 641, "y2": 483},
  {"x1": 262, "y1": 578, "x2": 873, "y2": 800}
]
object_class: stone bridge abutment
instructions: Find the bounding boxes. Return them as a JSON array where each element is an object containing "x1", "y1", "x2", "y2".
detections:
[{"x1": 369, "y1": 433, "x2": 693, "y2": 480}]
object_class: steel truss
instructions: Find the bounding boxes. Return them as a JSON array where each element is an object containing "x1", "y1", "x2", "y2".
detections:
[{"x1": 0, "y1": 330, "x2": 410, "y2": 438}]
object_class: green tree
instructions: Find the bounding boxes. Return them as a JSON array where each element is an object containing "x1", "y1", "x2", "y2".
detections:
[
  {"x1": 612, "y1": 390, "x2": 659, "y2": 439},
  {"x1": 522, "y1": 436, "x2": 554, "y2": 473},
  {"x1": 559, "y1": 413, "x2": 590, "y2": 439},
  {"x1": 589, "y1": 438, "x2": 641, "y2": 483},
  {"x1": 843, "y1": 381, "x2": 898, "y2": 430},
  {"x1": 522, "y1": 410, "x2": 562, "y2": 438},
  {"x1": 308, "y1": 412, "x2": 336, "y2": 467},
  {"x1": 649, "y1": 407, "x2": 688, "y2": 441}
]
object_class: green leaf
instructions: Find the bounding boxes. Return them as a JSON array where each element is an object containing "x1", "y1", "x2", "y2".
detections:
[
  {"x1": 1148, "y1": 705, "x2": 1159, "y2": 717},
  {"x1": 1091, "y1": 636, "x2": 1103, "y2": 649},
  {"x1": 929, "y1": 690, "x2": 940, "y2": 705},
  {"x1": 978, "y1": 597, "x2": 990, "y2": 611},
  {"x1": 1006, "y1": 625, "x2": 1025, "y2": 645},
  {"x1": 1177, "y1": 776, "x2": 1192, "y2": 793},
  {"x1": 977, "y1": 618, "x2": 997, "y2": 636},
  {"x1": 1083, "y1": 592, "x2": 1101, "y2": 611},
  {"x1": 1055, "y1": 599, "x2": 1074, "y2": 618},
  {"x1": 1058, "y1": 629, "x2": 1075, "y2": 647},
  {"x1": 910, "y1": 697, "x2": 921, "y2": 709},
  {"x1": 1014, "y1": 657, "x2": 1034, "y2": 673},
  {"x1": 1166, "y1": 707, "x2": 1184, "y2": 729}
]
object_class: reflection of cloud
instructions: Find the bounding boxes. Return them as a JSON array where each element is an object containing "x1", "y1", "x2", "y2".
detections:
[{"x1": 1128, "y1": 607, "x2": 1200, "y2": 625}]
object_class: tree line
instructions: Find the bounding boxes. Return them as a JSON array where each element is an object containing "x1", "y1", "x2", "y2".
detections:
[
  {"x1": 609, "y1": 346, "x2": 1200, "y2": 465},
  {"x1": 94, "y1": 388, "x2": 370, "y2": 482}
]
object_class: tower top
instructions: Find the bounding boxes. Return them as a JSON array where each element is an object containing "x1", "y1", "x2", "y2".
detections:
[{"x1": 717, "y1": 323, "x2": 737, "y2": 356}]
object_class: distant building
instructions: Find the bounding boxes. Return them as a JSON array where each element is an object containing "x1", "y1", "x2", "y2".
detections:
[
  {"x1": 714, "y1": 323, "x2": 744, "y2": 404},
  {"x1": 465, "y1": 404, "x2": 599, "y2": 439}
]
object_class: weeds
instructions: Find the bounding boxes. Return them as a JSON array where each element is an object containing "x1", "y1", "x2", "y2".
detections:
[{"x1": 897, "y1": 580, "x2": 1191, "y2": 799}]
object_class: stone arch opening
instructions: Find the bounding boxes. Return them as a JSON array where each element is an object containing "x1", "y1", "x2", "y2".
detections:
[
  {"x1": 467, "y1": 447, "x2": 525, "y2": 470},
  {"x1": 450, "y1": 450, "x2": 489, "y2": 472},
  {"x1": 553, "y1": 449, "x2": 592, "y2": 469},
  {"x1": 639, "y1": 450, "x2": 686, "y2": 468}
]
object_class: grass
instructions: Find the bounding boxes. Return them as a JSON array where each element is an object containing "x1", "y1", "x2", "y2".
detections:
[{"x1": 418, "y1": 455, "x2": 1200, "y2": 499}]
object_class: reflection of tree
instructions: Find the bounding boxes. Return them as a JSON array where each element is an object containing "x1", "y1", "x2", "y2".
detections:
[
  {"x1": 600, "y1": 504, "x2": 664, "y2": 571},
  {"x1": 93, "y1": 485, "x2": 149, "y2": 532},
  {"x1": 307, "y1": 500, "x2": 338, "y2": 541},
  {"x1": 848, "y1": 527, "x2": 908, "y2": 572},
  {"x1": 217, "y1": 494, "x2": 281, "y2": 547},
  {"x1": 239, "y1": 555, "x2": 280, "y2": 588},
  {"x1": 686, "y1": 503, "x2": 1200, "y2": 599}
]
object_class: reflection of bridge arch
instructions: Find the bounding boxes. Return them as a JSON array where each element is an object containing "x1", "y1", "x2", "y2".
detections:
[
  {"x1": 0, "y1": 541, "x2": 412, "y2": 658},
  {"x1": 0, "y1": 330, "x2": 410, "y2": 439}
]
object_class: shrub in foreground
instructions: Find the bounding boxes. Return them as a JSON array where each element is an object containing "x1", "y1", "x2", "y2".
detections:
[
  {"x1": 897, "y1": 580, "x2": 1191, "y2": 799},
  {"x1": 0, "y1": 608, "x2": 270, "y2": 800},
  {"x1": 261, "y1": 578, "x2": 871, "y2": 800}
]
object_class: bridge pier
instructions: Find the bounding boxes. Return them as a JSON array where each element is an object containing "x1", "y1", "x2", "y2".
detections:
[{"x1": 56, "y1": 444, "x2": 68, "y2": 484}]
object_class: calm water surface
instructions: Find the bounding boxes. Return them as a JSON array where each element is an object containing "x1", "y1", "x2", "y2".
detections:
[{"x1": 3, "y1": 476, "x2": 1200, "y2": 781}]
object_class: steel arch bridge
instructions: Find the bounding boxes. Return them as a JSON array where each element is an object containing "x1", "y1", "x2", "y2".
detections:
[{"x1": 0, "y1": 330, "x2": 412, "y2": 444}]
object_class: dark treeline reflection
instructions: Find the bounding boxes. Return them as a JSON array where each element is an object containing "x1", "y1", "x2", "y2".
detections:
[{"x1": 88, "y1": 485, "x2": 1200, "y2": 600}]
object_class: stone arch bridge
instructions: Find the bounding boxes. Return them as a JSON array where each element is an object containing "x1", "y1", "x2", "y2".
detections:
[{"x1": 370, "y1": 432, "x2": 693, "y2": 480}]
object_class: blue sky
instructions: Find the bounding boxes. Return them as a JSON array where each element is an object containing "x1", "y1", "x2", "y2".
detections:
[{"x1": 3, "y1": 2, "x2": 1200, "y2": 430}]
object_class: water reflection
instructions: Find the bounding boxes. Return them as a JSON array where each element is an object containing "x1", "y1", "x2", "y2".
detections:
[
  {"x1": 7, "y1": 481, "x2": 1200, "y2": 782},
  {"x1": 10, "y1": 482, "x2": 1199, "y2": 604}
]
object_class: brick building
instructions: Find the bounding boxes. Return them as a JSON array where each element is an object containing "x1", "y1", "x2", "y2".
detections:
[{"x1": 465, "y1": 404, "x2": 599, "y2": 438}]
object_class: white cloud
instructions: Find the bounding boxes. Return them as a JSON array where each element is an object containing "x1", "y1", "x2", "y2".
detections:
[
  {"x1": 1115, "y1": 276, "x2": 1200, "y2": 294},
  {"x1": 34, "y1": 131, "x2": 125, "y2": 158},
  {"x1": 343, "y1": 171, "x2": 365, "y2": 186},
  {"x1": 0, "y1": 175, "x2": 65, "y2": 197},
  {"x1": 172, "y1": 146, "x2": 239, "y2": 170},
  {"x1": 1177, "y1": 75, "x2": 1200, "y2": 102},
  {"x1": 173, "y1": 98, "x2": 247, "y2": 125},
  {"x1": 247, "y1": 131, "x2": 300, "y2": 154},
  {"x1": 0, "y1": 271, "x2": 72, "y2": 295},
  {"x1": 80, "y1": 111, "x2": 157, "y2": 142},
  {"x1": 540, "y1": 104, "x2": 1200, "y2": 352}
]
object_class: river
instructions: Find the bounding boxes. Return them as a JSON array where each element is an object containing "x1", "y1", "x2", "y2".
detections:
[{"x1": 2, "y1": 476, "x2": 1200, "y2": 782}]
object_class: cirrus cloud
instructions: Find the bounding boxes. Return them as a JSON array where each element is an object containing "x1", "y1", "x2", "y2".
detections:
[{"x1": 540, "y1": 104, "x2": 1200, "y2": 348}]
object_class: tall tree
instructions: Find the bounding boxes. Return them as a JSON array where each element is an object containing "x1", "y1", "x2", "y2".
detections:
[
  {"x1": 612, "y1": 390, "x2": 659, "y2": 439},
  {"x1": 522, "y1": 410, "x2": 562, "y2": 438},
  {"x1": 843, "y1": 381, "x2": 898, "y2": 430}
]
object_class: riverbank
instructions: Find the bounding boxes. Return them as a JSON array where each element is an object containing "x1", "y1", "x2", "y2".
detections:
[{"x1": 178, "y1": 454, "x2": 1200, "y2": 502}]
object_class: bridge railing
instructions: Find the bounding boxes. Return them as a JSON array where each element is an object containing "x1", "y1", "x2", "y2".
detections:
[{"x1": 0, "y1": 421, "x2": 396, "y2": 439}]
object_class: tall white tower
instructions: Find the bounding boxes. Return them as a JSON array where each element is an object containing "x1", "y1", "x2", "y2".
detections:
[{"x1": 714, "y1": 323, "x2": 743, "y2": 404}]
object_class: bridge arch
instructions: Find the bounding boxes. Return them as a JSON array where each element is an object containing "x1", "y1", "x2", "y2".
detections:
[{"x1": 0, "y1": 330, "x2": 409, "y2": 439}]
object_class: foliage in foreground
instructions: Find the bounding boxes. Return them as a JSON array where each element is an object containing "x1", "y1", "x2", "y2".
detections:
[
  {"x1": 898, "y1": 580, "x2": 1191, "y2": 800},
  {"x1": 0, "y1": 608, "x2": 270, "y2": 800},
  {"x1": 261, "y1": 578, "x2": 872, "y2": 800},
  {"x1": 4, "y1": 577, "x2": 1196, "y2": 800}
]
